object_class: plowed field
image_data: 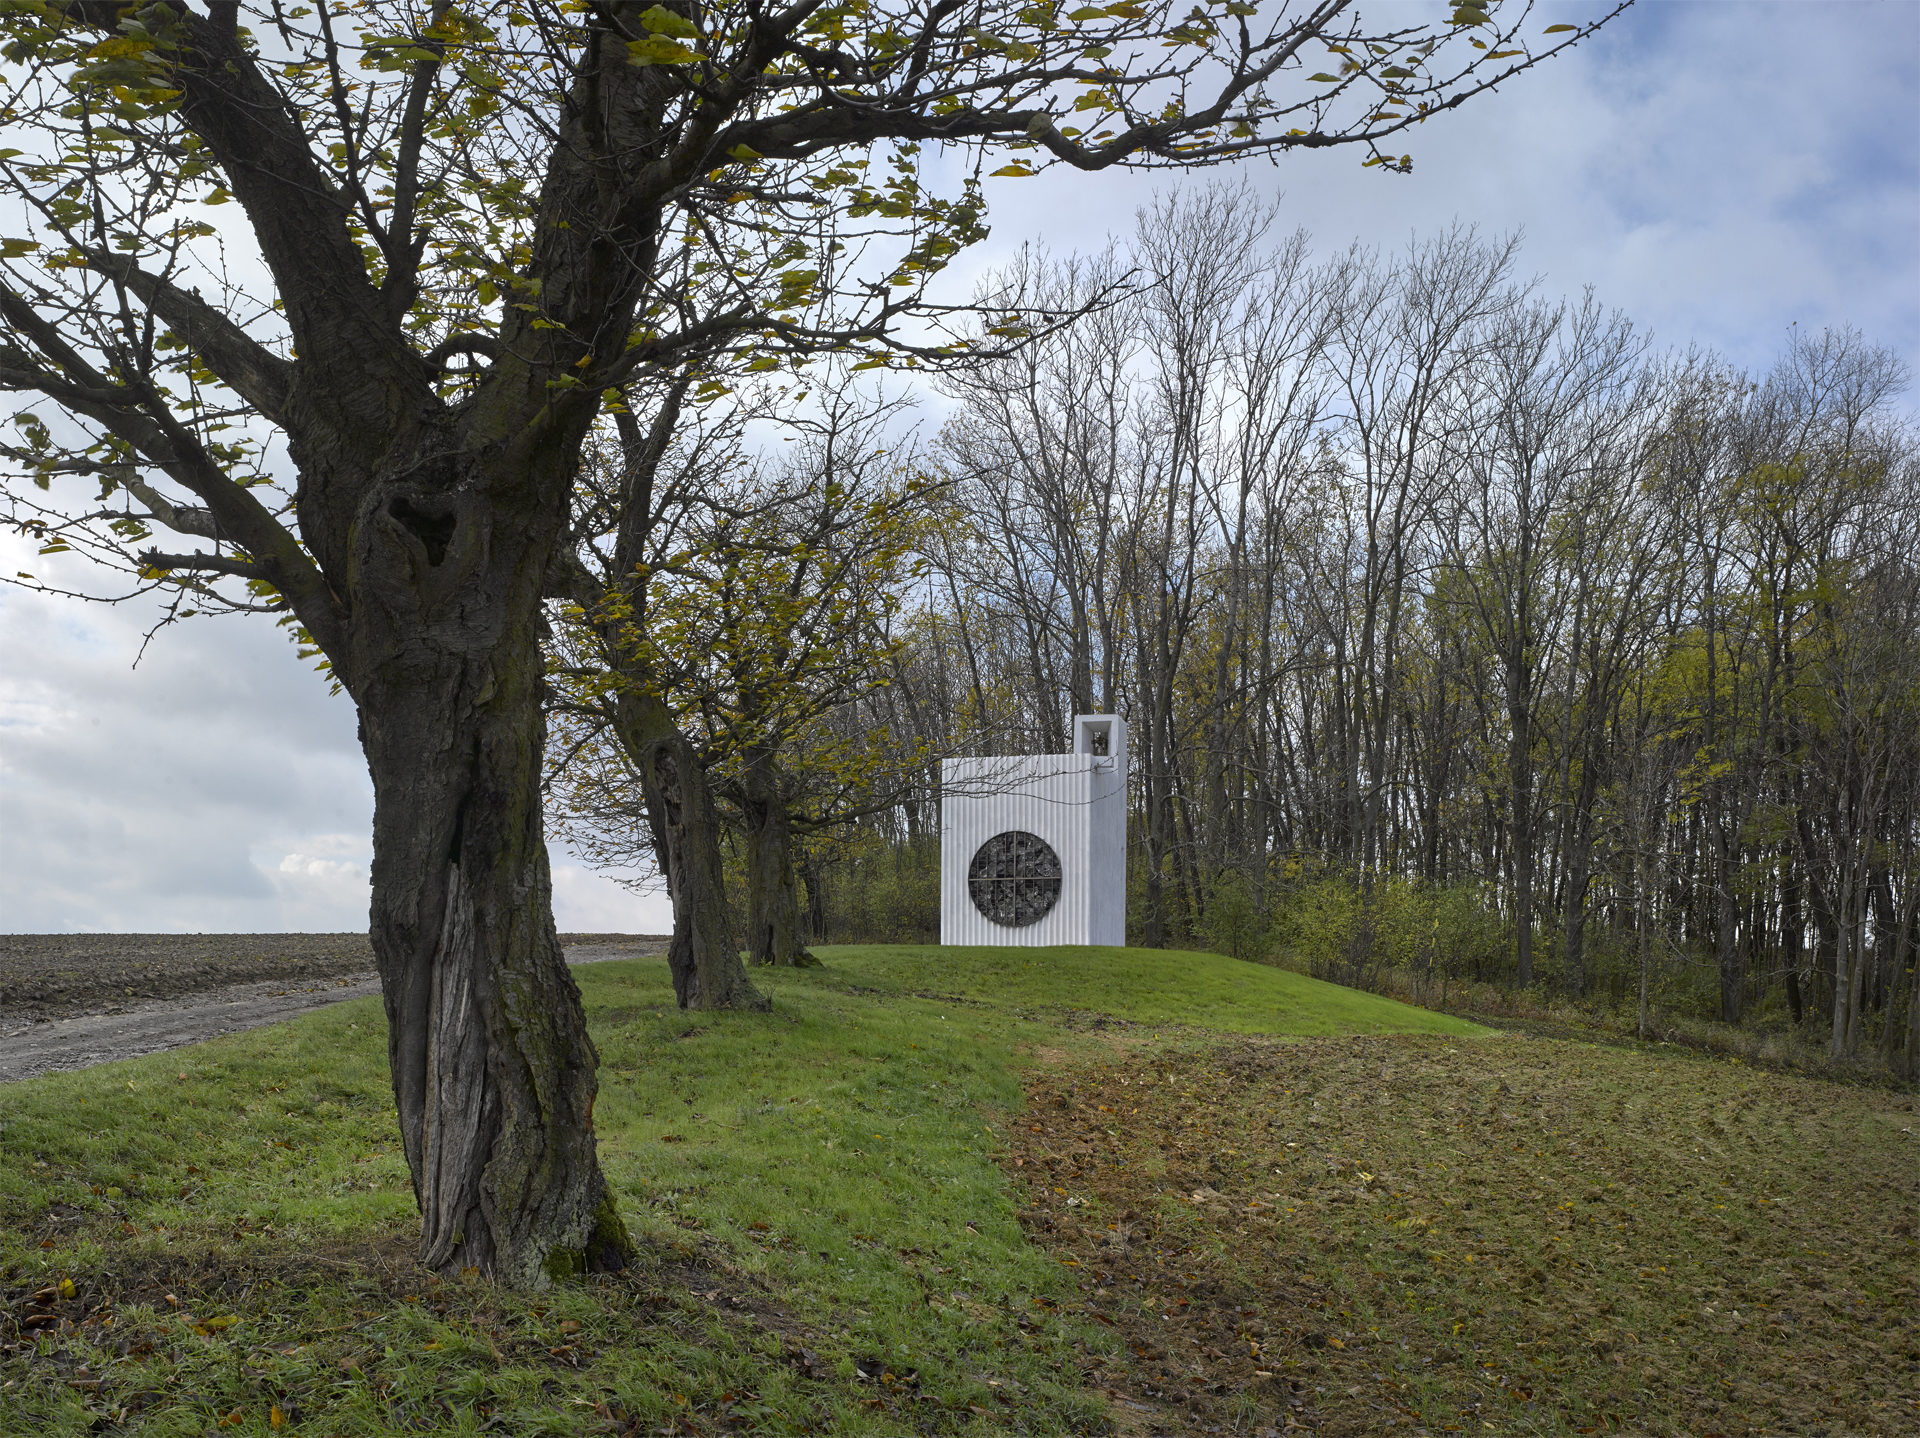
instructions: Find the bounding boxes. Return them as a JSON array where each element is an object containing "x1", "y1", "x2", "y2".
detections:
[{"x1": 0, "y1": 933, "x2": 664, "y2": 1019}]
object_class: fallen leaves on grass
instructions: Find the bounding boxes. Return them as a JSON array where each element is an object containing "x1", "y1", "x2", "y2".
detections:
[{"x1": 1005, "y1": 1033, "x2": 1920, "y2": 1437}]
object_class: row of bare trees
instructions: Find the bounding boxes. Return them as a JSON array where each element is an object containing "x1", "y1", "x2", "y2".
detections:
[{"x1": 802, "y1": 188, "x2": 1918, "y2": 1070}]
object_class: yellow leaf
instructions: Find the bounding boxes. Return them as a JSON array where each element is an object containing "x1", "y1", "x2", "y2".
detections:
[
  {"x1": 627, "y1": 34, "x2": 700, "y2": 65},
  {"x1": 269, "y1": 1405, "x2": 286, "y2": 1428},
  {"x1": 640, "y1": 4, "x2": 698, "y2": 38}
]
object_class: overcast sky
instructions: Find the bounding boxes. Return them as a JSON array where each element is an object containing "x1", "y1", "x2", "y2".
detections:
[{"x1": 3, "y1": 1, "x2": 1916, "y2": 935}]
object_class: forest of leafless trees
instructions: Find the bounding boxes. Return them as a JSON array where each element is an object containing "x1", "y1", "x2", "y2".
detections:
[{"x1": 782, "y1": 187, "x2": 1920, "y2": 1074}]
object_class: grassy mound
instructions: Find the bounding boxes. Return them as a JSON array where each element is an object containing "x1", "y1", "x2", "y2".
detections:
[
  {"x1": 815, "y1": 944, "x2": 1479, "y2": 1038},
  {"x1": 5, "y1": 945, "x2": 1909, "y2": 1435},
  {"x1": 1010, "y1": 1034, "x2": 1919, "y2": 1436}
]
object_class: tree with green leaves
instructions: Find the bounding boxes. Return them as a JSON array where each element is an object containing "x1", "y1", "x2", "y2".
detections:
[
  {"x1": 0, "y1": 0, "x2": 1622, "y2": 1283},
  {"x1": 549, "y1": 370, "x2": 932, "y2": 973}
]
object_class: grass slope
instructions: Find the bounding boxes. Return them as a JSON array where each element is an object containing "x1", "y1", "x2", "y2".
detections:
[
  {"x1": 0, "y1": 946, "x2": 1469, "y2": 1436},
  {"x1": 1011, "y1": 1035, "x2": 1919, "y2": 1436},
  {"x1": 818, "y1": 945, "x2": 1476, "y2": 1038},
  {"x1": 6, "y1": 945, "x2": 1908, "y2": 1435}
]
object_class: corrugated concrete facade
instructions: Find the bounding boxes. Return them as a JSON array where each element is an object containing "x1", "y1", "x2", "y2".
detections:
[{"x1": 939, "y1": 716, "x2": 1127, "y2": 946}]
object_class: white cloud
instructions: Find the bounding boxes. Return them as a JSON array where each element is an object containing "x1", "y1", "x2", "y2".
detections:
[
  {"x1": 0, "y1": 538, "x2": 371, "y2": 931},
  {"x1": 550, "y1": 863, "x2": 673, "y2": 936},
  {"x1": 958, "y1": 0, "x2": 1918, "y2": 382}
]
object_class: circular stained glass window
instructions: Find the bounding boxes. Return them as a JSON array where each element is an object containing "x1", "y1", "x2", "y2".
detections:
[{"x1": 968, "y1": 830, "x2": 1062, "y2": 928}]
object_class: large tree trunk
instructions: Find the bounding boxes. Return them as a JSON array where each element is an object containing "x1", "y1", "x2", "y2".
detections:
[
  {"x1": 614, "y1": 696, "x2": 767, "y2": 1010},
  {"x1": 798, "y1": 849, "x2": 829, "y2": 943},
  {"x1": 356, "y1": 482, "x2": 634, "y2": 1286},
  {"x1": 742, "y1": 749, "x2": 818, "y2": 967}
]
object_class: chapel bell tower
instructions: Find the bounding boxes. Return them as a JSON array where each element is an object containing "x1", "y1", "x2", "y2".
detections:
[{"x1": 939, "y1": 715, "x2": 1127, "y2": 946}]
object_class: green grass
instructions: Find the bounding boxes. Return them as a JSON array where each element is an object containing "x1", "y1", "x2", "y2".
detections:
[
  {"x1": 817, "y1": 944, "x2": 1480, "y2": 1038},
  {"x1": 1011, "y1": 1034, "x2": 1920, "y2": 1436},
  {"x1": 0, "y1": 947, "x2": 1473, "y2": 1435}
]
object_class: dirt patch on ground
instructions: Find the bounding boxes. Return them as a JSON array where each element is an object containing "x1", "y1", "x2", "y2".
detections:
[
  {"x1": 1006, "y1": 1033, "x2": 1920, "y2": 1437},
  {"x1": 0, "y1": 934, "x2": 670, "y2": 1083},
  {"x1": 0, "y1": 973, "x2": 385, "y2": 1083},
  {"x1": 0, "y1": 933, "x2": 377, "y2": 1019},
  {"x1": 0, "y1": 931, "x2": 668, "y2": 1022}
]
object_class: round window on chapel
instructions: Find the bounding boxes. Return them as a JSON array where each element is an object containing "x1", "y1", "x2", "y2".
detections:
[{"x1": 967, "y1": 830, "x2": 1062, "y2": 928}]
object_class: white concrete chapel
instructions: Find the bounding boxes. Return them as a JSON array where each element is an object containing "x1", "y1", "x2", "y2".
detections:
[{"x1": 939, "y1": 715, "x2": 1127, "y2": 946}]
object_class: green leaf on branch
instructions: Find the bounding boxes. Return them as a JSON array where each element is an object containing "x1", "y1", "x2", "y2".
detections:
[
  {"x1": 640, "y1": 5, "x2": 700, "y2": 38},
  {"x1": 776, "y1": 268, "x2": 820, "y2": 305},
  {"x1": 628, "y1": 34, "x2": 701, "y2": 66}
]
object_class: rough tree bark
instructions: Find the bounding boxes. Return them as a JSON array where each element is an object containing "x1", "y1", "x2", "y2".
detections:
[
  {"x1": 615, "y1": 695, "x2": 767, "y2": 1009},
  {"x1": 741, "y1": 748, "x2": 819, "y2": 967},
  {"x1": 799, "y1": 851, "x2": 829, "y2": 942},
  {"x1": 126, "y1": 6, "x2": 682, "y2": 1282},
  {"x1": 360, "y1": 473, "x2": 633, "y2": 1283}
]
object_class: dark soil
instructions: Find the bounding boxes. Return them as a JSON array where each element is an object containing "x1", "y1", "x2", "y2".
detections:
[
  {"x1": 0, "y1": 933, "x2": 374, "y2": 1020},
  {"x1": 0, "y1": 932, "x2": 667, "y2": 1021}
]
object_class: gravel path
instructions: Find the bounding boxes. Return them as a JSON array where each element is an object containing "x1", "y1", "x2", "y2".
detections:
[{"x1": 0, "y1": 937, "x2": 667, "y2": 1083}]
